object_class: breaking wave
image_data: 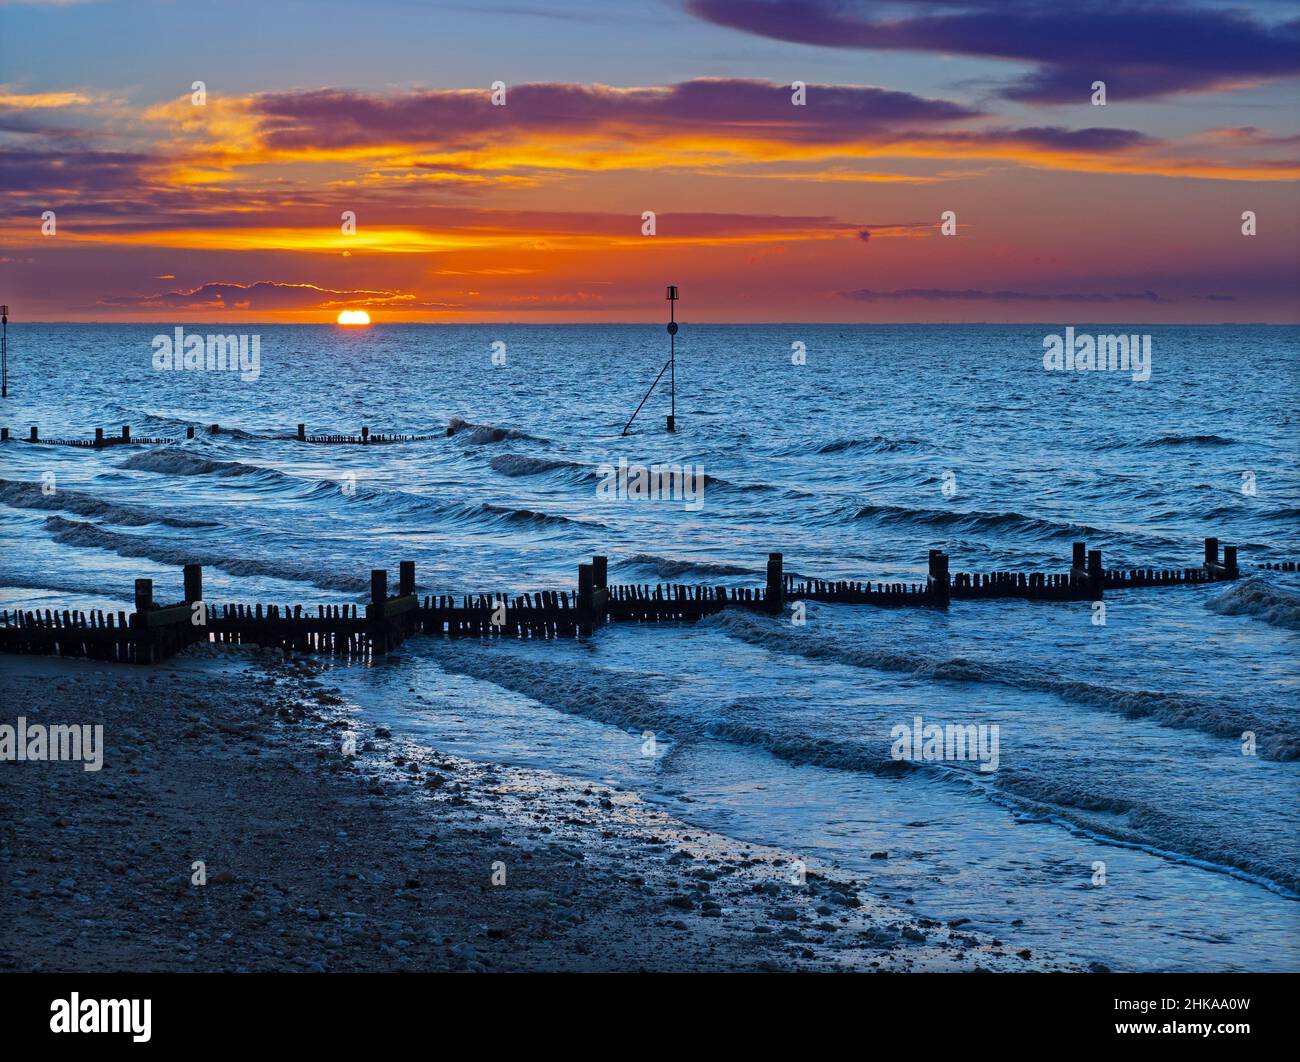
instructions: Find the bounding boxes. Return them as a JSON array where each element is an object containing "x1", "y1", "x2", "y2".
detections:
[
  {"x1": 707, "y1": 609, "x2": 1298, "y2": 760},
  {"x1": 815, "y1": 435, "x2": 926, "y2": 455},
  {"x1": 418, "y1": 644, "x2": 1298, "y2": 893},
  {"x1": 0, "y1": 479, "x2": 218, "y2": 529},
  {"x1": 489, "y1": 453, "x2": 588, "y2": 479},
  {"x1": 1207, "y1": 576, "x2": 1300, "y2": 632},
  {"x1": 448, "y1": 416, "x2": 548, "y2": 445},
  {"x1": 620, "y1": 553, "x2": 756, "y2": 579},
  {"x1": 460, "y1": 502, "x2": 603, "y2": 530},
  {"x1": 41, "y1": 516, "x2": 370, "y2": 594},
  {"x1": 847, "y1": 501, "x2": 1106, "y2": 541},
  {"x1": 117, "y1": 449, "x2": 261, "y2": 478},
  {"x1": 421, "y1": 648, "x2": 910, "y2": 776}
]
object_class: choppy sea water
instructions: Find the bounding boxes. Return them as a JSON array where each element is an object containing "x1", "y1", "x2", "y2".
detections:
[{"x1": 2, "y1": 323, "x2": 1297, "y2": 971}]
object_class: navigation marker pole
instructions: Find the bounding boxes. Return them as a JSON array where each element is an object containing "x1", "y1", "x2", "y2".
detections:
[
  {"x1": 666, "y1": 284, "x2": 677, "y2": 432},
  {"x1": 622, "y1": 286, "x2": 681, "y2": 436}
]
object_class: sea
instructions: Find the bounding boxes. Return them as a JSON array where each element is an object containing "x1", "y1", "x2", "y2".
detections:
[{"x1": 2, "y1": 322, "x2": 1297, "y2": 971}]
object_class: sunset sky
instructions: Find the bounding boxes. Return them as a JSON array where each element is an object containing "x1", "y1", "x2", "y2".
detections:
[{"x1": 2, "y1": 0, "x2": 1298, "y2": 323}]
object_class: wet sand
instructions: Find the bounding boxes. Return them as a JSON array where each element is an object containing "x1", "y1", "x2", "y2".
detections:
[{"x1": 0, "y1": 649, "x2": 1076, "y2": 972}]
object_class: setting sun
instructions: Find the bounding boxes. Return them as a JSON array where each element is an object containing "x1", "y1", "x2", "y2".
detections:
[{"x1": 336, "y1": 310, "x2": 371, "y2": 325}]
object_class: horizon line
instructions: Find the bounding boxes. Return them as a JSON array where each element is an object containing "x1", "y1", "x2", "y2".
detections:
[{"x1": 4, "y1": 320, "x2": 1296, "y2": 328}]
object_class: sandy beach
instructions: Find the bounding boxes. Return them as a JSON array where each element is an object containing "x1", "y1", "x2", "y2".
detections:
[{"x1": 0, "y1": 649, "x2": 1075, "y2": 973}]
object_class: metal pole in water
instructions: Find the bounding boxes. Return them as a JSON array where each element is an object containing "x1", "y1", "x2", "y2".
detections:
[
  {"x1": 2, "y1": 304, "x2": 8, "y2": 399},
  {"x1": 666, "y1": 285, "x2": 678, "y2": 433},
  {"x1": 621, "y1": 285, "x2": 681, "y2": 437}
]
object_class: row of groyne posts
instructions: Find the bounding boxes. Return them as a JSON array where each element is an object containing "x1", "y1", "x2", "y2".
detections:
[
  {"x1": 0, "y1": 538, "x2": 1264, "y2": 665},
  {"x1": 2, "y1": 423, "x2": 452, "y2": 447}
]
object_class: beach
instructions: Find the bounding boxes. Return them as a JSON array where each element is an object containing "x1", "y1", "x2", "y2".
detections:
[
  {"x1": 2, "y1": 325, "x2": 1297, "y2": 974},
  {"x1": 0, "y1": 649, "x2": 1071, "y2": 973}
]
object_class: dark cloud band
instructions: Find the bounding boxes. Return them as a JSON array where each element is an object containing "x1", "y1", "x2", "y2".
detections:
[{"x1": 687, "y1": 0, "x2": 1300, "y2": 102}]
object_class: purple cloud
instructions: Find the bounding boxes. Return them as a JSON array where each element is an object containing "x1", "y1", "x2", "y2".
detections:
[
  {"x1": 251, "y1": 78, "x2": 981, "y2": 151},
  {"x1": 103, "y1": 281, "x2": 414, "y2": 311},
  {"x1": 687, "y1": 1, "x2": 1300, "y2": 102},
  {"x1": 839, "y1": 288, "x2": 1174, "y2": 302}
]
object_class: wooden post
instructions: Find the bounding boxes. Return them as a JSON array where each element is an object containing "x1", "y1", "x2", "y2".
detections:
[
  {"x1": 928, "y1": 549, "x2": 950, "y2": 608},
  {"x1": 1087, "y1": 549, "x2": 1103, "y2": 598},
  {"x1": 399, "y1": 560, "x2": 415, "y2": 597},
  {"x1": 94, "y1": 427, "x2": 104, "y2": 448},
  {"x1": 766, "y1": 552, "x2": 784, "y2": 614},
  {"x1": 1071, "y1": 541, "x2": 1087, "y2": 581},
  {"x1": 370, "y1": 569, "x2": 389, "y2": 654},
  {"x1": 121, "y1": 425, "x2": 130, "y2": 443},
  {"x1": 187, "y1": 425, "x2": 195, "y2": 439},
  {"x1": 0, "y1": 428, "x2": 7, "y2": 441},
  {"x1": 1204, "y1": 537, "x2": 1219, "y2": 569},
  {"x1": 29, "y1": 426, "x2": 37, "y2": 442},
  {"x1": 297, "y1": 423, "x2": 306, "y2": 441},
  {"x1": 182, "y1": 564, "x2": 203, "y2": 649},
  {"x1": 362, "y1": 426, "x2": 369, "y2": 443},
  {"x1": 210, "y1": 424, "x2": 219, "y2": 434},
  {"x1": 577, "y1": 563, "x2": 594, "y2": 635},
  {"x1": 183, "y1": 564, "x2": 203, "y2": 604},
  {"x1": 133, "y1": 578, "x2": 154, "y2": 663},
  {"x1": 1223, "y1": 545, "x2": 1238, "y2": 578},
  {"x1": 592, "y1": 555, "x2": 608, "y2": 589}
]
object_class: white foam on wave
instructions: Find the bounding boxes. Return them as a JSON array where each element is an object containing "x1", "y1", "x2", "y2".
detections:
[{"x1": 1207, "y1": 575, "x2": 1300, "y2": 632}]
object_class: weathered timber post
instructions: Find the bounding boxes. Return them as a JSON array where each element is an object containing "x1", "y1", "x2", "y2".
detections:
[
  {"x1": 591, "y1": 554, "x2": 609, "y2": 624},
  {"x1": 210, "y1": 424, "x2": 219, "y2": 434},
  {"x1": 577, "y1": 563, "x2": 594, "y2": 635},
  {"x1": 766, "y1": 552, "x2": 784, "y2": 614},
  {"x1": 399, "y1": 560, "x2": 415, "y2": 597},
  {"x1": 183, "y1": 564, "x2": 203, "y2": 604},
  {"x1": 187, "y1": 426, "x2": 195, "y2": 439},
  {"x1": 133, "y1": 578, "x2": 154, "y2": 664},
  {"x1": 370, "y1": 568, "x2": 389, "y2": 654},
  {"x1": 297, "y1": 423, "x2": 306, "y2": 441},
  {"x1": 95, "y1": 428, "x2": 104, "y2": 448},
  {"x1": 1087, "y1": 549, "x2": 1103, "y2": 599},
  {"x1": 362, "y1": 426, "x2": 369, "y2": 443},
  {"x1": 1204, "y1": 537, "x2": 1219, "y2": 570},
  {"x1": 121, "y1": 425, "x2": 130, "y2": 443},
  {"x1": 1071, "y1": 541, "x2": 1087, "y2": 585},
  {"x1": 928, "y1": 549, "x2": 950, "y2": 608},
  {"x1": 1223, "y1": 545, "x2": 1238, "y2": 578},
  {"x1": 183, "y1": 563, "x2": 203, "y2": 649},
  {"x1": 29, "y1": 426, "x2": 37, "y2": 442},
  {"x1": 1, "y1": 428, "x2": 7, "y2": 441}
]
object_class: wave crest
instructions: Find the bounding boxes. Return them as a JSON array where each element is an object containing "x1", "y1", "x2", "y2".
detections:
[
  {"x1": 448, "y1": 416, "x2": 547, "y2": 445},
  {"x1": 1207, "y1": 575, "x2": 1300, "y2": 632},
  {"x1": 0, "y1": 479, "x2": 217, "y2": 529}
]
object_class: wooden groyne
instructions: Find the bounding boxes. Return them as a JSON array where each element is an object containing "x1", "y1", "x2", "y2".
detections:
[
  {"x1": 2, "y1": 426, "x2": 176, "y2": 448},
  {"x1": 292, "y1": 424, "x2": 444, "y2": 445},
  {"x1": 0, "y1": 565, "x2": 206, "y2": 663},
  {"x1": 0, "y1": 538, "x2": 1254, "y2": 665},
  {"x1": 1, "y1": 423, "x2": 443, "y2": 447}
]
